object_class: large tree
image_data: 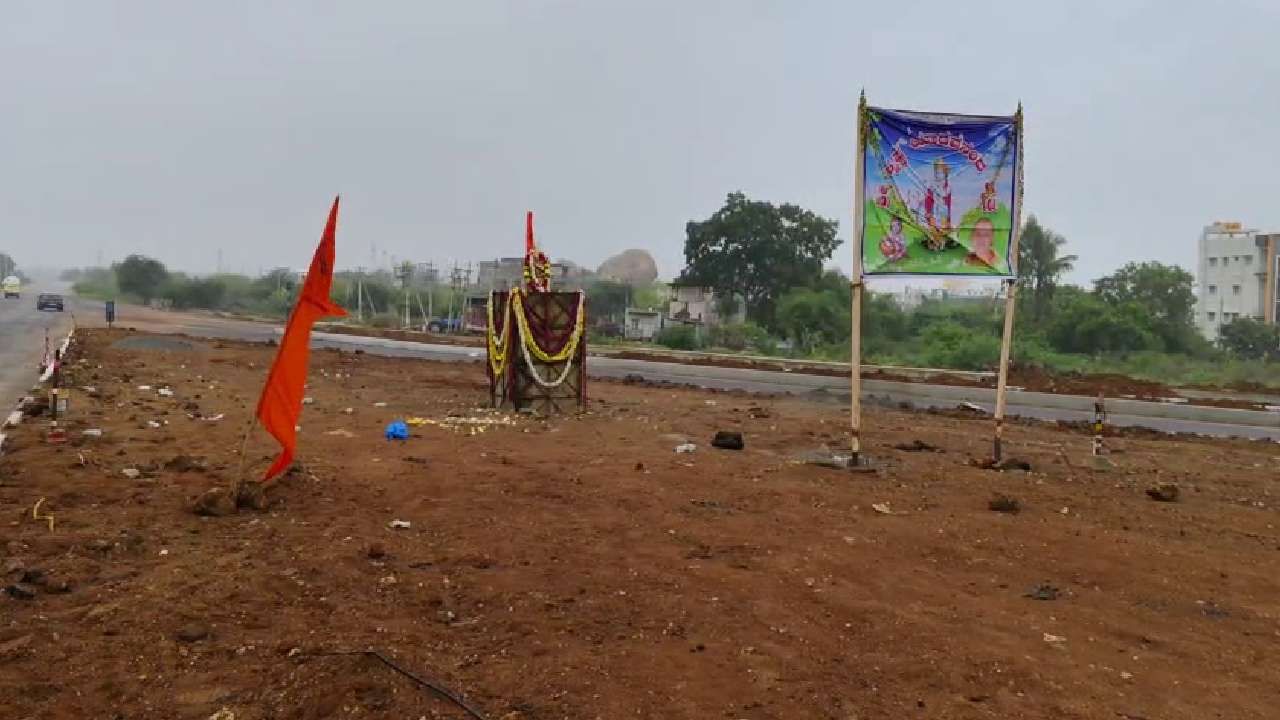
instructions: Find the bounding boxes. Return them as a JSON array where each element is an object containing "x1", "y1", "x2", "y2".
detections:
[
  {"x1": 114, "y1": 254, "x2": 170, "y2": 302},
  {"x1": 1016, "y1": 215, "x2": 1076, "y2": 320},
  {"x1": 1093, "y1": 261, "x2": 1197, "y2": 352},
  {"x1": 680, "y1": 192, "x2": 840, "y2": 328}
]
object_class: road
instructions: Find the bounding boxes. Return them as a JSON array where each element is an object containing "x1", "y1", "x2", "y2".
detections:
[
  {"x1": 0, "y1": 283, "x2": 76, "y2": 409},
  {"x1": 69, "y1": 301, "x2": 1280, "y2": 441}
]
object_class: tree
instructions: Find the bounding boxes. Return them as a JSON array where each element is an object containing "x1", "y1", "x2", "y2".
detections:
[
  {"x1": 1046, "y1": 292, "x2": 1159, "y2": 354},
  {"x1": 680, "y1": 192, "x2": 840, "y2": 328},
  {"x1": 114, "y1": 254, "x2": 170, "y2": 302},
  {"x1": 1218, "y1": 317, "x2": 1279, "y2": 360},
  {"x1": 1017, "y1": 215, "x2": 1076, "y2": 321},
  {"x1": 585, "y1": 280, "x2": 631, "y2": 323},
  {"x1": 1093, "y1": 262, "x2": 1197, "y2": 352},
  {"x1": 777, "y1": 286, "x2": 849, "y2": 353}
]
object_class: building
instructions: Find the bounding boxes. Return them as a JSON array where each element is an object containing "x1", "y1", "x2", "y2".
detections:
[
  {"x1": 667, "y1": 284, "x2": 746, "y2": 326},
  {"x1": 475, "y1": 257, "x2": 574, "y2": 292},
  {"x1": 1195, "y1": 221, "x2": 1280, "y2": 340},
  {"x1": 623, "y1": 307, "x2": 663, "y2": 340}
]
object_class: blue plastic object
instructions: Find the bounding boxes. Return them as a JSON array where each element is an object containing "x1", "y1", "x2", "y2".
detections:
[{"x1": 384, "y1": 419, "x2": 409, "y2": 441}]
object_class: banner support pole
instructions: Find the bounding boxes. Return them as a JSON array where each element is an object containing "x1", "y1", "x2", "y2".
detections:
[
  {"x1": 993, "y1": 103, "x2": 1025, "y2": 463},
  {"x1": 850, "y1": 91, "x2": 867, "y2": 468}
]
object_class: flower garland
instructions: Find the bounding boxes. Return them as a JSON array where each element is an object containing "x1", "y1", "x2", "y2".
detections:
[
  {"x1": 485, "y1": 291, "x2": 514, "y2": 377},
  {"x1": 510, "y1": 290, "x2": 585, "y2": 364},
  {"x1": 490, "y1": 289, "x2": 586, "y2": 389},
  {"x1": 523, "y1": 250, "x2": 552, "y2": 293}
]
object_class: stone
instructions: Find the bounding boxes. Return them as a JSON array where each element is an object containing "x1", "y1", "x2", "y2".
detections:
[
  {"x1": 176, "y1": 623, "x2": 210, "y2": 643},
  {"x1": 5, "y1": 583, "x2": 37, "y2": 600},
  {"x1": 1147, "y1": 482, "x2": 1180, "y2": 503},
  {"x1": 596, "y1": 249, "x2": 659, "y2": 286},
  {"x1": 988, "y1": 495, "x2": 1021, "y2": 513},
  {"x1": 193, "y1": 488, "x2": 236, "y2": 517},
  {"x1": 711, "y1": 431, "x2": 744, "y2": 451},
  {"x1": 366, "y1": 542, "x2": 387, "y2": 560}
]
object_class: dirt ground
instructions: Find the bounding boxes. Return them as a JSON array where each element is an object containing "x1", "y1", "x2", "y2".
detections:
[{"x1": 3, "y1": 329, "x2": 1280, "y2": 719}]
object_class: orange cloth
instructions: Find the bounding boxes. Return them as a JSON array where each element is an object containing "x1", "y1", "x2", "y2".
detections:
[{"x1": 255, "y1": 197, "x2": 347, "y2": 481}]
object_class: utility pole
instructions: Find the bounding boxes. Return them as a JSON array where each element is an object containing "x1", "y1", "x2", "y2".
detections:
[
  {"x1": 395, "y1": 261, "x2": 414, "y2": 328},
  {"x1": 356, "y1": 266, "x2": 365, "y2": 322}
]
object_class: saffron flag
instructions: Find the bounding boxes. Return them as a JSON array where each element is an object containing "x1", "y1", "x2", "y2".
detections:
[
  {"x1": 255, "y1": 197, "x2": 347, "y2": 481},
  {"x1": 860, "y1": 106, "x2": 1021, "y2": 277}
]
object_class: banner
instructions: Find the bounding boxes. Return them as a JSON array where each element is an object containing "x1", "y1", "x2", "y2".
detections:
[{"x1": 860, "y1": 106, "x2": 1020, "y2": 277}]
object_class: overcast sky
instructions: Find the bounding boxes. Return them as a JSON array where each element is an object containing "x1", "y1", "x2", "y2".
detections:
[{"x1": 5, "y1": 1, "x2": 1278, "y2": 285}]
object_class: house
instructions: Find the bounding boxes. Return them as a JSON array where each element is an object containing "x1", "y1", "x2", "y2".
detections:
[
  {"x1": 667, "y1": 284, "x2": 746, "y2": 326},
  {"x1": 624, "y1": 308, "x2": 664, "y2": 340}
]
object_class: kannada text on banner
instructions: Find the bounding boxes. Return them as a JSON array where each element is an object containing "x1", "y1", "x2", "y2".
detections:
[{"x1": 860, "y1": 107, "x2": 1020, "y2": 277}]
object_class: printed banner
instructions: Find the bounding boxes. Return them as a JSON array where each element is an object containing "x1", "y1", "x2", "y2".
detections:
[{"x1": 860, "y1": 106, "x2": 1020, "y2": 277}]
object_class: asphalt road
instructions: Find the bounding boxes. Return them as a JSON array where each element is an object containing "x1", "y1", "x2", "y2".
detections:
[
  {"x1": 75, "y1": 302, "x2": 1280, "y2": 442},
  {"x1": 0, "y1": 283, "x2": 78, "y2": 408}
]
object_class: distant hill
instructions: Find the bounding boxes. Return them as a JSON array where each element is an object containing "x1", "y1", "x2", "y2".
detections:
[{"x1": 596, "y1": 249, "x2": 658, "y2": 286}]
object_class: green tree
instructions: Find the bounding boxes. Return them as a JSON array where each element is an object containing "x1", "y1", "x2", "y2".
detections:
[
  {"x1": 1046, "y1": 292, "x2": 1159, "y2": 354},
  {"x1": 1218, "y1": 317, "x2": 1279, "y2": 360},
  {"x1": 585, "y1": 280, "x2": 631, "y2": 323},
  {"x1": 1093, "y1": 262, "x2": 1197, "y2": 352},
  {"x1": 777, "y1": 286, "x2": 849, "y2": 353},
  {"x1": 1017, "y1": 215, "x2": 1077, "y2": 320},
  {"x1": 114, "y1": 254, "x2": 170, "y2": 302},
  {"x1": 680, "y1": 192, "x2": 840, "y2": 328}
]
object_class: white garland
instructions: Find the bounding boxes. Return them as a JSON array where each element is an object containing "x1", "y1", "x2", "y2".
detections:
[{"x1": 518, "y1": 327, "x2": 578, "y2": 388}]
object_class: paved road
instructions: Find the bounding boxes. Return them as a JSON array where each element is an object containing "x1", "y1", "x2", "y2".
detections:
[
  {"x1": 83, "y1": 302, "x2": 1280, "y2": 441},
  {"x1": 0, "y1": 284, "x2": 76, "y2": 408}
]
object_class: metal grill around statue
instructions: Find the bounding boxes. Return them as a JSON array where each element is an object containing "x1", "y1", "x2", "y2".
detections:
[{"x1": 486, "y1": 212, "x2": 587, "y2": 412}]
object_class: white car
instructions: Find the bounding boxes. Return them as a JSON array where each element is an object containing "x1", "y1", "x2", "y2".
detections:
[{"x1": 1, "y1": 275, "x2": 19, "y2": 299}]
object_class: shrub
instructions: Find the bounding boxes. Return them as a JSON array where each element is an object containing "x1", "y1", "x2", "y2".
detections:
[{"x1": 655, "y1": 324, "x2": 701, "y2": 350}]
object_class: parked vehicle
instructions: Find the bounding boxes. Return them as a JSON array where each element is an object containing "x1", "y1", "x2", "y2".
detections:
[
  {"x1": 426, "y1": 317, "x2": 464, "y2": 333},
  {"x1": 36, "y1": 293, "x2": 64, "y2": 312}
]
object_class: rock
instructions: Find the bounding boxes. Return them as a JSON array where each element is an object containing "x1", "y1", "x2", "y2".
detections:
[
  {"x1": 235, "y1": 482, "x2": 269, "y2": 511},
  {"x1": 165, "y1": 454, "x2": 204, "y2": 473},
  {"x1": 366, "y1": 542, "x2": 387, "y2": 560},
  {"x1": 176, "y1": 623, "x2": 210, "y2": 643},
  {"x1": 5, "y1": 583, "x2": 37, "y2": 600},
  {"x1": 596, "y1": 249, "x2": 659, "y2": 286},
  {"x1": 18, "y1": 569, "x2": 45, "y2": 585},
  {"x1": 1147, "y1": 482, "x2": 1179, "y2": 502},
  {"x1": 121, "y1": 468, "x2": 141, "y2": 479},
  {"x1": 674, "y1": 443, "x2": 697, "y2": 454},
  {"x1": 711, "y1": 431, "x2": 744, "y2": 451},
  {"x1": 893, "y1": 439, "x2": 941, "y2": 452},
  {"x1": 988, "y1": 495, "x2": 1021, "y2": 513},
  {"x1": 193, "y1": 488, "x2": 236, "y2": 517},
  {"x1": 996, "y1": 458, "x2": 1032, "y2": 472},
  {"x1": 1024, "y1": 583, "x2": 1060, "y2": 601}
]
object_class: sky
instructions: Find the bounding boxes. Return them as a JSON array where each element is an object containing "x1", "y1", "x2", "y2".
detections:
[{"x1": 4, "y1": 1, "x2": 1279, "y2": 287}]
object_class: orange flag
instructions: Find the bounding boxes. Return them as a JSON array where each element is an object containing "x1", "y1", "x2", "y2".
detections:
[{"x1": 255, "y1": 196, "x2": 347, "y2": 481}]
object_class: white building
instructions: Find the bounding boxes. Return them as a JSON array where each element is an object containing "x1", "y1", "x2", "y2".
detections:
[{"x1": 1195, "y1": 221, "x2": 1280, "y2": 340}]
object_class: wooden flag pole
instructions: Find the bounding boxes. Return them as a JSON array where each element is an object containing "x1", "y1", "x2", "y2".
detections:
[
  {"x1": 993, "y1": 104, "x2": 1025, "y2": 463},
  {"x1": 850, "y1": 91, "x2": 867, "y2": 467}
]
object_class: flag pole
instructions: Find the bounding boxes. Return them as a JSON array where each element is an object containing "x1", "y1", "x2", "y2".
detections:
[
  {"x1": 850, "y1": 90, "x2": 867, "y2": 468},
  {"x1": 993, "y1": 103, "x2": 1025, "y2": 463}
]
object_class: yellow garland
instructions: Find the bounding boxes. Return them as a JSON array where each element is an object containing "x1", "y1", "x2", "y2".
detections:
[
  {"x1": 510, "y1": 290, "x2": 586, "y2": 364},
  {"x1": 486, "y1": 292, "x2": 514, "y2": 376}
]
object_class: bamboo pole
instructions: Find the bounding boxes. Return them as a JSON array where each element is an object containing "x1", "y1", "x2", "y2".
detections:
[
  {"x1": 993, "y1": 104, "x2": 1025, "y2": 462},
  {"x1": 850, "y1": 91, "x2": 867, "y2": 468}
]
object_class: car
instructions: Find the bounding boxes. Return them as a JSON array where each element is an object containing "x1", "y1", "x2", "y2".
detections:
[
  {"x1": 36, "y1": 293, "x2": 64, "y2": 312},
  {"x1": 2, "y1": 275, "x2": 18, "y2": 299}
]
